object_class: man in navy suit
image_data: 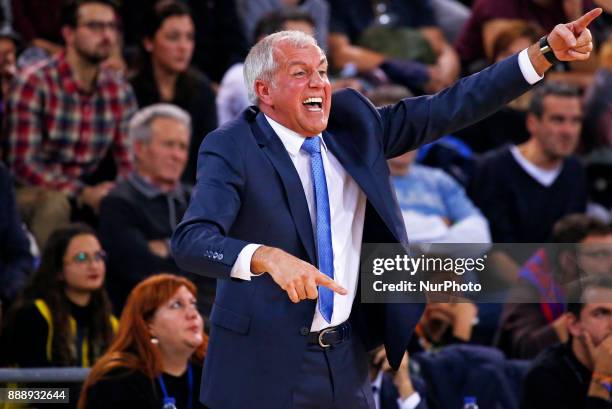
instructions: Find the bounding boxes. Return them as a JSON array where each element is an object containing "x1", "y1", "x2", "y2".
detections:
[{"x1": 171, "y1": 8, "x2": 601, "y2": 409}]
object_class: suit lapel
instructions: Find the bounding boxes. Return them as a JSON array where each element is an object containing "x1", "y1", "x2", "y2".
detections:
[
  {"x1": 323, "y1": 130, "x2": 396, "y2": 238},
  {"x1": 251, "y1": 113, "x2": 317, "y2": 264}
]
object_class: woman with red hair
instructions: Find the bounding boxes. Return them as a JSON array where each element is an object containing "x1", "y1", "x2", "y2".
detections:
[{"x1": 78, "y1": 274, "x2": 208, "y2": 409}]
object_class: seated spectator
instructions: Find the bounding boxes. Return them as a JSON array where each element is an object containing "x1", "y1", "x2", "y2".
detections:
[
  {"x1": 99, "y1": 104, "x2": 214, "y2": 315},
  {"x1": 470, "y1": 81, "x2": 587, "y2": 244},
  {"x1": 521, "y1": 275, "x2": 612, "y2": 409},
  {"x1": 455, "y1": 0, "x2": 594, "y2": 70},
  {"x1": 217, "y1": 8, "x2": 317, "y2": 125},
  {"x1": 4, "y1": 0, "x2": 137, "y2": 250},
  {"x1": 368, "y1": 347, "x2": 428, "y2": 409},
  {"x1": 236, "y1": 0, "x2": 329, "y2": 51},
  {"x1": 454, "y1": 21, "x2": 542, "y2": 153},
  {"x1": 496, "y1": 214, "x2": 612, "y2": 359},
  {"x1": 366, "y1": 84, "x2": 490, "y2": 247},
  {"x1": 2, "y1": 223, "x2": 117, "y2": 369},
  {"x1": 129, "y1": 0, "x2": 217, "y2": 184},
  {"x1": 0, "y1": 161, "x2": 34, "y2": 308},
  {"x1": 328, "y1": 0, "x2": 460, "y2": 94},
  {"x1": 78, "y1": 273, "x2": 207, "y2": 409},
  {"x1": 388, "y1": 149, "x2": 491, "y2": 246}
]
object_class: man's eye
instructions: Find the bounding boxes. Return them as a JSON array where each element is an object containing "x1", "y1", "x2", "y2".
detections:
[
  {"x1": 294, "y1": 71, "x2": 306, "y2": 77},
  {"x1": 318, "y1": 70, "x2": 327, "y2": 76},
  {"x1": 170, "y1": 301, "x2": 182, "y2": 309}
]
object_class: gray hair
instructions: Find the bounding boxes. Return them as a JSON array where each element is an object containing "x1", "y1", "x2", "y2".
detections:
[
  {"x1": 129, "y1": 103, "x2": 192, "y2": 145},
  {"x1": 243, "y1": 30, "x2": 319, "y2": 105}
]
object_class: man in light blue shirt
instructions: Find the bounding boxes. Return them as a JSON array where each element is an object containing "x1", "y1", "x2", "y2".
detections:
[{"x1": 389, "y1": 150, "x2": 491, "y2": 245}]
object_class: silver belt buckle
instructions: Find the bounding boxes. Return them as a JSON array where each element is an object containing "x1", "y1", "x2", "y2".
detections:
[{"x1": 318, "y1": 327, "x2": 334, "y2": 348}]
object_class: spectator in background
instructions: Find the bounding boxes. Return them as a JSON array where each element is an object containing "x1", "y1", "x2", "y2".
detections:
[
  {"x1": 217, "y1": 9, "x2": 316, "y2": 125},
  {"x1": 521, "y1": 275, "x2": 612, "y2": 408},
  {"x1": 470, "y1": 82, "x2": 587, "y2": 244},
  {"x1": 387, "y1": 149, "x2": 491, "y2": 246},
  {"x1": 78, "y1": 274, "x2": 207, "y2": 409},
  {"x1": 4, "y1": 0, "x2": 137, "y2": 250},
  {"x1": 327, "y1": 0, "x2": 460, "y2": 94},
  {"x1": 99, "y1": 104, "x2": 214, "y2": 316},
  {"x1": 368, "y1": 348, "x2": 427, "y2": 409},
  {"x1": 0, "y1": 161, "x2": 34, "y2": 308},
  {"x1": 496, "y1": 214, "x2": 612, "y2": 359},
  {"x1": 455, "y1": 21, "x2": 542, "y2": 153},
  {"x1": 129, "y1": 0, "x2": 217, "y2": 184},
  {"x1": 11, "y1": 0, "x2": 64, "y2": 66},
  {"x1": 455, "y1": 0, "x2": 594, "y2": 70},
  {"x1": 367, "y1": 85, "x2": 490, "y2": 247},
  {"x1": 2, "y1": 223, "x2": 117, "y2": 370},
  {"x1": 236, "y1": 0, "x2": 329, "y2": 51}
]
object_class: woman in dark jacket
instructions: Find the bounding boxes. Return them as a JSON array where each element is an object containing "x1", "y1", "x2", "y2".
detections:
[
  {"x1": 130, "y1": 0, "x2": 217, "y2": 184},
  {"x1": 78, "y1": 274, "x2": 207, "y2": 409}
]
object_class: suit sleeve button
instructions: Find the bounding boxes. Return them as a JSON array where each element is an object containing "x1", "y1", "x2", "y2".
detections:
[{"x1": 300, "y1": 327, "x2": 309, "y2": 336}]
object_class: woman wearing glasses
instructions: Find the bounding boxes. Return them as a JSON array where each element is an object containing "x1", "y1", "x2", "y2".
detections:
[
  {"x1": 2, "y1": 223, "x2": 117, "y2": 369},
  {"x1": 78, "y1": 274, "x2": 207, "y2": 409}
]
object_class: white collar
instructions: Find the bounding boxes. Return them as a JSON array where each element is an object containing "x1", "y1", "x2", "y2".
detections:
[
  {"x1": 510, "y1": 145, "x2": 562, "y2": 187},
  {"x1": 264, "y1": 114, "x2": 328, "y2": 157},
  {"x1": 371, "y1": 370, "x2": 383, "y2": 392}
]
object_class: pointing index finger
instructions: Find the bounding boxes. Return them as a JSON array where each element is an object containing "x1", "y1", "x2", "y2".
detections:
[
  {"x1": 573, "y1": 8, "x2": 602, "y2": 31},
  {"x1": 315, "y1": 272, "x2": 347, "y2": 295}
]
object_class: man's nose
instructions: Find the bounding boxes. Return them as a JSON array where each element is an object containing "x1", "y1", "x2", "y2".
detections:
[{"x1": 309, "y1": 71, "x2": 325, "y2": 87}]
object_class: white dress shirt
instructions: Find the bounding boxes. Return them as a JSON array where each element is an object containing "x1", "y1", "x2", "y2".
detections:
[
  {"x1": 232, "y1": 115, "x2": 367, "y2": 331},
  {"x1": 229, "y1": 49, "x2": 543, "y2": 331}
]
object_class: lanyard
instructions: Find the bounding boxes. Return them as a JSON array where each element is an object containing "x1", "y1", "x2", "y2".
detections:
[{"x1": 158, "y1": 363, "x2": 193, "y2": 409}]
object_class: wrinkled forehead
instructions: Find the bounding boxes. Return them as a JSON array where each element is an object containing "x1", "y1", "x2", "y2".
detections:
[{"x1": 273, "y1": 40, "x2": 327, "y2": 67}]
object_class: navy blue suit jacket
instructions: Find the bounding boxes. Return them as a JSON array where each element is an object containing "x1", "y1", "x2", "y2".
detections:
[{"x1": 171, "y1": 54, "x2": 532, "y2": 409}]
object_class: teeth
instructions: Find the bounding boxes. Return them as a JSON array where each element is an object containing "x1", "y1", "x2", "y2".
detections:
[{"x1": 302, "y1": 97, "x2": 323, "y2": 104}]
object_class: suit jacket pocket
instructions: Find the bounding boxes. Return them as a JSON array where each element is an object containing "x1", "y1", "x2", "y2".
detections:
[{"x1": 210, "y1": 302, "x2": 251, "y2": 335}]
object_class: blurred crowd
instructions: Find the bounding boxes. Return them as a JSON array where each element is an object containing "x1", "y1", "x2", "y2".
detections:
[{"x1": 0, "y1": 0, "x2": 611, "y2": 408}]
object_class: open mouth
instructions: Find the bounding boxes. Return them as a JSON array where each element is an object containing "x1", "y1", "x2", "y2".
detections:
[{"x1": 302, "y1": 97, "x2": 323, "y2": 111}]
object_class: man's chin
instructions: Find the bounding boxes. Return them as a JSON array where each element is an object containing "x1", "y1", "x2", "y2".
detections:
[{"x1": 79, "y1": 51, "x2": 111, "y2": 66}]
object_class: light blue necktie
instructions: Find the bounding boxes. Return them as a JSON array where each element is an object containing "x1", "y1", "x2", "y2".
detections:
[{"x1": 301, "y1": 136, "x2": 334, "y2": 323}]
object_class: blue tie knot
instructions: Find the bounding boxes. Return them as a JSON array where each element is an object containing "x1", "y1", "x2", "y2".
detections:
[{"x1": 301, "y1": 137, "x2": 321, "y2": 155}]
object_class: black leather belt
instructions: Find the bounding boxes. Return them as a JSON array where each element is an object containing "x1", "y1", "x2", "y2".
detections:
[{"x1": 307, "y1": 321, "x2": 351, "y2": 348}]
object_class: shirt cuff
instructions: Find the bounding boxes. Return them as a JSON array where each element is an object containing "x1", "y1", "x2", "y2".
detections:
[
  {"x1": 399, "y1": 391, "x2": 422, "y2": 409},
  {"x1": 518, "y1": 48, "x2": 544, "y2": 85},
  {"x1": 230, "y1": 243, "x2": 263, "y2": 281}
]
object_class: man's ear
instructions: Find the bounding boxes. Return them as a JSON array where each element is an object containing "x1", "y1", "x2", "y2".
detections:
[
  {"x1": 526, "y1": 113, "x2": 539, "y2": 136},
  {"x1": 566, "y1": 312, "x2": 582, "y2": 338},
  {"x1": 133, "y1": 140, "x2": 147, "y2": 163},
  {"x1": 255, "y1": 79, "x2": 273, "y2": 107}
]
